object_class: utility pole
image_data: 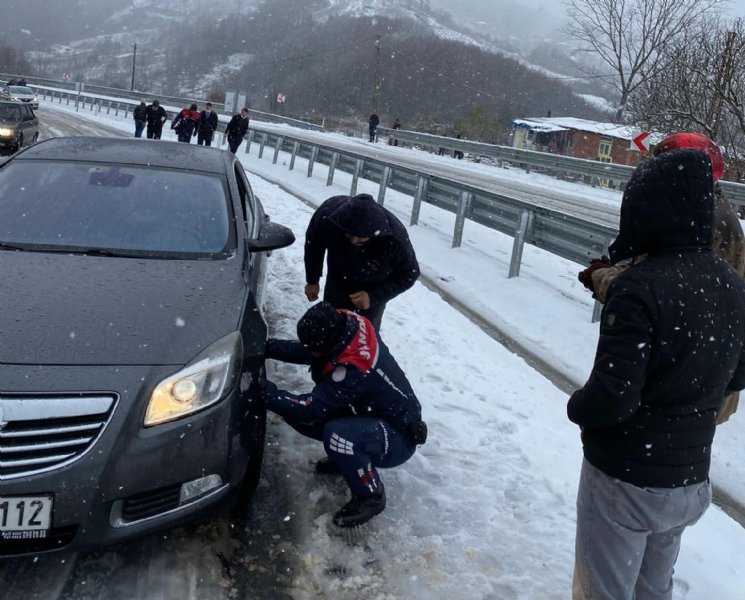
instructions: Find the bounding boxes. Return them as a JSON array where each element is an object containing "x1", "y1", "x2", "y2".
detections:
[
  {"x1": 130, "y1": 43, "x2": 137, "y2": 91},
  {"x1": 373, "y1": 35, "x2": 381, "y2": 114}
]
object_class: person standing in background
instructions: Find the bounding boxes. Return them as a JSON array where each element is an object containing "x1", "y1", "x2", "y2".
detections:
[
  {"x1": 225, "y1": 108, "x2": 250, "y2": 153},
  {"x1": 171, "y1": 103, "x2": 200, "y2": 143},
  {"x1": 144, "y1": 100, "x2": 168, "y2": 140},
  {"x1": 133, "y1": 100, "x2": 147, "y2": 138},
  {"x1": 368, "y1": 113, "x2": 380, "y2": 142},
  {"x1": 197, "y1": 102, "x2": 218, "y2": 147}
]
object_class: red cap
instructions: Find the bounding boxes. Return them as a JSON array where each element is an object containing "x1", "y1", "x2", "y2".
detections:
[{"x1": 652, "y1": 132, "x2": 725, "y2": 181}]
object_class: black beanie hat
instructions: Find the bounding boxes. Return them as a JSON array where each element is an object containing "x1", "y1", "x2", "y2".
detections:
[
  {"x1": 328, "y1": 194, "x2": 389, "y2": 238},
  {"x1": 297, "y1": 302, "x2": 347, "y2": 354}
]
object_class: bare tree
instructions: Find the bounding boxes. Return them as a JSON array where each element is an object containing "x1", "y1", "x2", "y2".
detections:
[
  {"x1": 563, "y1": 0, "x2": 725, "y2": 121},
  {"x1": 629, "y1": 17, "x2": 745, "y2": 179}
]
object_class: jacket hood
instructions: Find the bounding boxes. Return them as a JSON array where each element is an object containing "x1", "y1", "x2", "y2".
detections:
[
  {"x1": 327, "y1": 194, "x2": 392, "y2": 238},
  {"x1": 609, "y1": 149, "x2": 714, "y2": 263}
]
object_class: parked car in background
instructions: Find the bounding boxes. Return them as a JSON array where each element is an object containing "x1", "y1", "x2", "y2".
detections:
[
  {"x1": 2, "y1": 85, "x2": 39, "y2": 109},
  {"x1": 0, "y1": 99, "x2": 39, "y2": 154},
  {"x1": 0, "y1": 137, "x2": 295, "y2": 556}
]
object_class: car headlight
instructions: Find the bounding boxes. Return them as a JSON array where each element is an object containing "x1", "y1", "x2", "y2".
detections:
[
  {"x1": 0, "y1": 128, "x2": 13, "y2": 137},
  {"x1": 144, "y1": 331, "x2": 243, "y2": 427}
]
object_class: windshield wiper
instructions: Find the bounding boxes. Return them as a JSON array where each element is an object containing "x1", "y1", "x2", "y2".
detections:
[{"x1": 0, "y1": 241, "x2": 29, "y2": 251}]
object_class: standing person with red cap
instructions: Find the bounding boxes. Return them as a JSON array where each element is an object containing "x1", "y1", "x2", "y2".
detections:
[
  {"x1": 261, "y1": 302, "x2": 427, "y2": 528},
  {"x1": 304, "y1": 193, "x2": 420, "y2": 332},
  {"x1": 578, "y1": 132, "x2": 745, "y2": 423}
]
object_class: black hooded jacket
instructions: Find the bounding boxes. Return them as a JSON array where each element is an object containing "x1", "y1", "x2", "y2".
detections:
[
  {"x1": 568, "y1": 149, "x2": 745, "y2": 488},
  {"x1": 304, "y1": 194, "x2": 420, "y2": 305}
]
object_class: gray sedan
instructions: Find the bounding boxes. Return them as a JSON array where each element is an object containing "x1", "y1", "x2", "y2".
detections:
[{"x1": 0, "y1": 137, "x2": 294, "y2": 556}]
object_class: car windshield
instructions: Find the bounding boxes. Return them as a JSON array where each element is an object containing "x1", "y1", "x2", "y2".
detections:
[
  {"x1": 0, "y1": 104, "x2": 21, "y2": 120},
  {"x1": 0, "y1": 161, "x2": 234, "y2": 258},
  {"x1": 7, "y1": 87, "x2": 33, "y2": 95}
]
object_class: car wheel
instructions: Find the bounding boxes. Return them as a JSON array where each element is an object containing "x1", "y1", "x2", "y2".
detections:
[
  {"x1": 234, "y1": 366, "x2": 267, "y2": 508},
  {"x1": 14, "y1": 133, "x2": 23, "y2": 152}
]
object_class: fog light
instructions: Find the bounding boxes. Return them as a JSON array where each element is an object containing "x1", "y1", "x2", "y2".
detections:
[{"x1": 179, "y1": 474, "x2": 223, "y2": 503}]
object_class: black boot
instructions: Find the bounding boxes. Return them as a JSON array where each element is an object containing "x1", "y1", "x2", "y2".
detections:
[
  {"x1": 315, "y1": 456, "x2": 342, "y2": 475},
  {"x1": 333, "y1": 486, "x2": 386, "y2": 528}
]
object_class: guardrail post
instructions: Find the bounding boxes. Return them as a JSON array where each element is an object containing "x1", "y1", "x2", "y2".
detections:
[
  {"x1": 272, "y1": 136, "x2": 284, "y2": 164},
  {"x1": 307, "y1": 146, "x2": 319, "y2": 177},
  {"x1": 591, "y1": 300, "x2": 603, "y2": 323},
  {"x1": 377, "y1": 166, "x2": 392, "y2": 206},
  {"x1": 258, "y1": 133, "x2": 268, "y2": 158},
  {"x1": 411, "y1": 175, "x2": 428, "y2": 226},
  {"x1": 350, "y1": 159, "x2": 364, "y2": 195},
  {"x1": 452, "y1": 191, "x2": 472, "y2": 248},
  {"x1": 326, "y1": 152, "x2": 340, "y2": 186},
  {"x1": 508, "y1": 210, "x2": 534, "y2": 278},
  {"x1": 66, "y1": 94, "x2": 71, "y2": 106},
  {"x1": 244, "y1": 130, "x2": 255, "y2": 154},
  {"x1": 289, "y1": 141, "x2": 300, "y2": 170},
  {"x1": 106, "y1": 101, "x2": 112, "y2": 115}
]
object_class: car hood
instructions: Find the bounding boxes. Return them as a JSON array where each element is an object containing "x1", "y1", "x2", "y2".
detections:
[{"x1": 0, "y1": 251, "x2": 247, "y2": 366}]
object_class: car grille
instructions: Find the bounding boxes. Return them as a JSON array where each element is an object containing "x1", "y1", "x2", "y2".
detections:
[
  {"x1": 121, "y1": 484, "x2": 182, "y2": 522},
  {"x1": 0, "y1": 394, "x2": 116, "y2": 479}
]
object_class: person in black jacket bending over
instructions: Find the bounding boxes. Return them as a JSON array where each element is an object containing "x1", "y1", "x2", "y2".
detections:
[
  {"x1": 225, "y1": 107, "x2": 249, "y2": 153},
  {"x1": 304, "y1": 193, "x2": 420, "y2": 332},
  {"x1": 567, "y1": 148, "x2": 745, "y2": 600},
  {"x1": 262, "y1": 302, "x2": 426, "y2": 527},
  {"x1": 144, "y1": 100, "x2": 168, "y2": 140}
]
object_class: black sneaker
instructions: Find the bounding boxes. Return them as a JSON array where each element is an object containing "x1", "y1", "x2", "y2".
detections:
[
  {"x1": 333, "y1": 486, "x2": 386, "y2": 528},
  {"x1": 315, "y1": 456, "x2": 342, "y2": 475}
]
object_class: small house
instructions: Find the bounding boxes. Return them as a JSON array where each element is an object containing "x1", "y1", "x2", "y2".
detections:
[{"x1": 512, "y1": 117, "x2": 646, "y2": 167}]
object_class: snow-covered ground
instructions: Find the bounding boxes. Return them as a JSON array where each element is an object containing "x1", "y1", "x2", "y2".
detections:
[{"x1": 36, "y1": 101, "x2": 745, "y2": 598}]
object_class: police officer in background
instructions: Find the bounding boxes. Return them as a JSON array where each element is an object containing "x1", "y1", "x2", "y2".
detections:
[{"x1": 262, "y1": 302, "x2": 427, "y2": 527}]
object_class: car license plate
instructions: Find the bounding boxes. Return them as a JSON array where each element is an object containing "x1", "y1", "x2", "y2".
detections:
[{"x1": 0, "y1": 496, "x2": 53, "y2": 540}]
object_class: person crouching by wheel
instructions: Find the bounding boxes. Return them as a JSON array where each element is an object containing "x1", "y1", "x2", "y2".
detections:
[{"x1": 261, "y1": 302, "x2": 427, "y2": 528}]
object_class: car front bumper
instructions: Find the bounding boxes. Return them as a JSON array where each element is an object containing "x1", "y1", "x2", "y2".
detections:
[{"x1": 0, "y1": 364, "x2": 261, "y2": 557}]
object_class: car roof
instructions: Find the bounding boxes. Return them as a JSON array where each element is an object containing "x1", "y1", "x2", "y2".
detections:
[{"x1": 13, "y1": 137, "x2": 231, "y2": 174}]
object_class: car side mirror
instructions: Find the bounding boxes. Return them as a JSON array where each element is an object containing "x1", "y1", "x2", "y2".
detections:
[{"x1": 246, "y1": 220, "x2": 295, "y2": 253}]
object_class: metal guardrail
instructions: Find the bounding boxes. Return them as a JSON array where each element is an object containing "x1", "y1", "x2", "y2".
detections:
[
  {"x1": 34, "y1": 87, "x2": 328, "y2": 134},
  {"x1": 1, "y1": 72, "x2": 324, "y2": 131},
  {"x1": 380, "y1": 127, "x2": 745, "y2": 210},
  {"x1": 240, "y1": 129, "x2": 618, "y2": 272}
]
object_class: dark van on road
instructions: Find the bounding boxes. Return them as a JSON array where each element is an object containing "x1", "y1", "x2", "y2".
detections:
[{"x1": 0, "y1": 100, "x2": 39, "y2": 154}]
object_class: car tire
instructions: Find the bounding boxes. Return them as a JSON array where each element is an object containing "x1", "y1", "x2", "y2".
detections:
[
  {"x1": 14, "y1": 133, "x2": 23, "y2": 152},
  {"x1": 233, "y1": 366, "x2": 267, "y2": 510}
]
